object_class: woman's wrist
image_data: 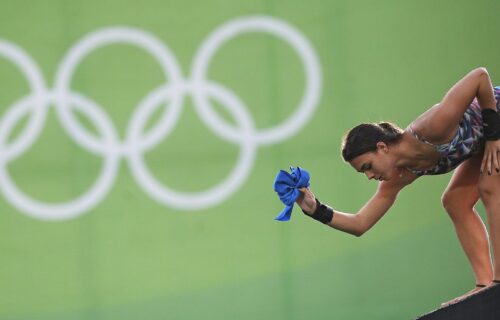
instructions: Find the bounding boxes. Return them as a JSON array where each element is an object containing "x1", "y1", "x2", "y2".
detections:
[
  {"x1": 302, "y1": 198, "x2": 334, "y2": 224},
  {"x1": 482, "y1": 109, "x2": 500, "y2": 140}
]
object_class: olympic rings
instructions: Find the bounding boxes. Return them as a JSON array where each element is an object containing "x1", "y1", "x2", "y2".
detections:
[{"x1": 0, "y1": 15, "x2": 322, "y2": 220}]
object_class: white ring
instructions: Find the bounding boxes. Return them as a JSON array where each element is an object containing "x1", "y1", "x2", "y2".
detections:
[
  {"x1": 191, "y1": 15, "x2": 322, "y2": 146},
  {"x1": 0, "y1": 92, "x2": 120, "y2": 220},
  {"x1": 53, "y1": 27, "x2": 184, "y2": 155},
  {"x1": 125, "y1": 83, "x2": 185, "y2": 153},
  {"x1": 0, "y1": 16, "x2": 322, "y2": 220},
  {"x1": 127, "y1": 82, "x2": 256, "y2": 210},
  {"x1": 0, "y1": 40, "x2": 48, "y2": 160}
]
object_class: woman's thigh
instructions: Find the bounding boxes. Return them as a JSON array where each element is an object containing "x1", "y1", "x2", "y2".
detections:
[
  {"x1": 442, "y1": 153, "x2": 482, "y2": 211},
  {"x1": 478, "y1": 164, "x2": 500, "y2": 204}
]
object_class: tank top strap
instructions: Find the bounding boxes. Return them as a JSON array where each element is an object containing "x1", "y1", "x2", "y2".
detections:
[{"x1": 407, "y1": 123, "x2": 439, "y2": 148}]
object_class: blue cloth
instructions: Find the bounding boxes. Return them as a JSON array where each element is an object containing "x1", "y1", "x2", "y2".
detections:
[{"x1": 273, "y1": 167, "x2": 310, "y2": 221}]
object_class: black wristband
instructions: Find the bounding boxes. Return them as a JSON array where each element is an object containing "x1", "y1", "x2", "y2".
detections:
[
  {"x1": 302, "y1": 198, "x2": 334, "y2": 224},
  {"x1": 482, "y1": 109, "x2": 500, "y2": 140}
]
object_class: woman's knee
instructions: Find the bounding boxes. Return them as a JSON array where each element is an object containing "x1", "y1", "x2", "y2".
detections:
[
  {"x1": 478, "y1": 177, "x2": 500, "y2": 206},
  {"x1": 441, "y1": 188, "x2": 477, "y2": 216}
]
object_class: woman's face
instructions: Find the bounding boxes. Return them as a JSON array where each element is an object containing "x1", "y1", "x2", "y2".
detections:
[{"x1": 349, "y1": 142, "x2": 396, "y2": 181}]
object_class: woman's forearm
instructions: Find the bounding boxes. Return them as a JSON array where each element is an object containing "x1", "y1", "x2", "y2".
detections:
[
  {"x1": 326, "y1": 210, "x2": 365, "y2": 236},
  {"x1": 298, "y1": 173, "x2": 414, "y2": 236},
  {"x1": 327, "y1": 189, "x2": 398, "y2": 237}
]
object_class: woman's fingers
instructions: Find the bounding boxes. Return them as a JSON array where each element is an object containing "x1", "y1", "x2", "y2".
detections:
[
  {"x1": 481, "y1": 153, "x2": 487, "y2": 173},
  {"x1": 494, "y1": 140, "x2": 500, "y2": 174},
  {"x1": 487, "y1": 151, "x2": 492, "y2": 175},
  {"x1": 296, "y1": 187, "x2": 316, "y2": 213},
  {"x1": 295, "y1": 188, "x2": 306, "y2": 205},
  {"x1": 493, "y1": 147, "x2": 500, "y2": 173},
  {"x1": 480, "y1": 141, "x2": 500, "y2": 175},
  {"x1": 296, "y1": 191, "x2": 304, "y2": 200}
]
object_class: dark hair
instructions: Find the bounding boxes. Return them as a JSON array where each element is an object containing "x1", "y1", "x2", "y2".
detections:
[{"x1": 341, "y1": 122, "x2": 404, "y2": 162}]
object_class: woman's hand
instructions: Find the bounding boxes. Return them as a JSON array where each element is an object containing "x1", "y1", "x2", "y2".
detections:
[
  {"x1": 295, "y1": 187, "x2": 317, "y2": 214},
  {"x1": 480, "y1": 140, "x2": 500, "y2": 175}
]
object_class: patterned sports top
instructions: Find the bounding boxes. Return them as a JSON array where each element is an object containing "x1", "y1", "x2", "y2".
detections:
[{"x1": 406, "y1": 86, "x2": 500, "y2": 176}]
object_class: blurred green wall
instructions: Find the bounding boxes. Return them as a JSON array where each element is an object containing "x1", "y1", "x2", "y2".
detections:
[{"x1": 0, "y1": 0, "x2": 499, "y2": 319}]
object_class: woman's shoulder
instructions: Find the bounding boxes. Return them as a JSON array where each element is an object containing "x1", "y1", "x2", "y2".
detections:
[{"x1": 410, "y1": 103, "x2": 456, "y2": 144}]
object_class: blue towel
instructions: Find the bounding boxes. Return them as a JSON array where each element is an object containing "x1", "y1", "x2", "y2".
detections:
[{"x1": 273, "y1": 167, "x2": 310, "y2": 221}]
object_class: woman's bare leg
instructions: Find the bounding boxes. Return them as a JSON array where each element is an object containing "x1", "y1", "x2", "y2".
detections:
[
  {"x1": 478, "y1": 168, "x2": 500, "y2": 281},
  {"x1": 441, "y1": 154, "x2": 493, "y2": 305}
]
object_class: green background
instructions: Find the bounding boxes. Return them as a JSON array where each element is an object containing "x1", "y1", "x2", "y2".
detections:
[{"x1": 0, "y1": 0, "x2": 499, "y2": 319}]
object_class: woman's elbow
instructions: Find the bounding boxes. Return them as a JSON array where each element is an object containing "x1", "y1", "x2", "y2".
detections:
[
  {"x1": 351, "y1": 218, "x2": 368, "y2": 237},
  {"x1": 352, "y1": 227, "x2": 367, "y2": 237},
  {"x1": 332, "y1": 214, "x2": 369, "y2": 237},
  {"x1": 474, "y1": 67, "x2": 489, "y2": 77}
]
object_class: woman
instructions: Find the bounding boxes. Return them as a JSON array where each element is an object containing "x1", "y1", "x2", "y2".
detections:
[{"x1": 296, "y1": 67, "x2": 500, "y2": 305}]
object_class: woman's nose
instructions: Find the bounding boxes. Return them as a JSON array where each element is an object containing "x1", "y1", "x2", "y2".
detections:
[{"x1": 365, "y1": 171, "x2": 375, "y2": 180}]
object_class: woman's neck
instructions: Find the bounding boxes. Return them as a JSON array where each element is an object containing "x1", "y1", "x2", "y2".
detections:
[{"x1": 393, "y1": 131, "x2": 440, "y2": 170}]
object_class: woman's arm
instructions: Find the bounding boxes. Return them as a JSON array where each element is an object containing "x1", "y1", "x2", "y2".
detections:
[
  {"x1": 440, "y1": 67, "x2": 496, "y2": 116},
  {"x1": 414, "y1": 67, "x2": 500, "y2": 174},
  {"x1": 415, "y1": 68, "x2": 496, "y2": 143},
  {"x1": 437, "y1": 67, "x2": 499, "y2": 174},
  {"x1": 296, "y1": 170, "x2": 418, "y2": 236}
]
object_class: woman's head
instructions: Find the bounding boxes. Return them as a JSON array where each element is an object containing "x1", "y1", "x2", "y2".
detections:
[{"x1": 341, "y1": 122, "x2": 404, "y2": 181}]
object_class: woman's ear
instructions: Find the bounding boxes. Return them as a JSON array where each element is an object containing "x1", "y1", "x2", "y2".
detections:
[{"x1": 376, "y1": 141, "x2": 389, "y2": 152}]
